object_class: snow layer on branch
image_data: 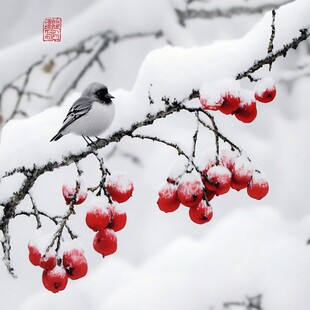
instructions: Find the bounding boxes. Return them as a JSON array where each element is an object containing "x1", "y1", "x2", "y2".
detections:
[{"x1": 1, "y1": 0, "x2": 308, "y2": 172}]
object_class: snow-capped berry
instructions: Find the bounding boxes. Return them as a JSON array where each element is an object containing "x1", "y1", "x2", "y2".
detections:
[
  {"x1": 234, "y1": 95, "x2": 257, "y2": 123},
  {"x1": 93, "y1": 228, "x2": 117, "y2": 257},
  {"x1": 199, "y1": 83, "x2": 223, "y2": 111},
  {"x1": 86, "y1": 206, "x2": 110, "y2": 232},
  {"x1": 39, "y1": 252, "x2": 57, "y2": 270},
  {"x1": 189, "y1": 201, "x2": 213, "y2": 224},
  {"x1": 200, "y1": 97, "x2": 223, "y2": 111},
  {"x1": 28, "y1": 243, "x2": 41, "y2": 266},
  {"x1": 247, "y1": 171, "x2": 269, "y2": 200},
  {"x1": 63, "y1": 249, "x2": 88, "y2": 280},
  {"x1": 107, "y1": 206, "x2": 127, "y2": 232},
  {"x1": 106, "y1": 174, "x2": 134, "y2": 203},
  {"x1": 231, "y1": 156, "x2": 254, "y2": 191},
  {"x1": 220, "y1": 148, "x2": 237, "y2": 172},
  {"x1": 203, "y1": 165, "x2": 232, "y2": 195},
  {"x1": 177, "y1": 174, "x2": 203, "y2": 208},
  {"x1": 157, "y1": 183, "x2": 180, "y2": 213},
  {"x1": 62, "y1": 184, "x2": 87, "y2": 205},
  {"x1": 254, "y1": 77, "x2": 276, "y2": 103},
  {"x1": 42, "y1": 266, "x2": 68, "y2": 293},
  {"x1": 219, "y1": 92, "x2": 241, "y2": 115}
]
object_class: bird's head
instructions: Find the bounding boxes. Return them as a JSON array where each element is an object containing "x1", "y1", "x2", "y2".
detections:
[{"x1": 82, "y1": 82, "x2": 114, "y2": 104}]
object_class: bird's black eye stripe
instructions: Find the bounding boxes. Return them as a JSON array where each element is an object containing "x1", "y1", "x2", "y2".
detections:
[{"x1": 96, "y1": 89, "x2": 107, "y2": 98}]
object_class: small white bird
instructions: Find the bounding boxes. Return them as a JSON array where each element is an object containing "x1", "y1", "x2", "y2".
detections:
[{"x1": 50, "y1": 82, "x2": 115, "y2": 145}]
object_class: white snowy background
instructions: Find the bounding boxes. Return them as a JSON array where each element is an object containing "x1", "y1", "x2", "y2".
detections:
[{"x1": 0, "y1": 0, "x2": 309, "y2": 309}]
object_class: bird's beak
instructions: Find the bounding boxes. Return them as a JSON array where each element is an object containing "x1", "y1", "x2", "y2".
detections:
[{"x1": 106, "y1": 93, "x2": 114, "y2": 99}]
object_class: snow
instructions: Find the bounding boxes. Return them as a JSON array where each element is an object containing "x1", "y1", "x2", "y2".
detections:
[
  {"x1": 254, "y1": 77, "x2": 276, "y2": 95},
  {"x1": 0, "y1": 0, "x2": 309, "y2": 309},
  {"x1": 106, "y1": 174, "x2": 133, "y2": 193}
]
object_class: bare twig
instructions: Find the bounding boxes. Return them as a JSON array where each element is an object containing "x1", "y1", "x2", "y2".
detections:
[{"x1": 176, "y1": 1, "x2": 292, "y2": 26}]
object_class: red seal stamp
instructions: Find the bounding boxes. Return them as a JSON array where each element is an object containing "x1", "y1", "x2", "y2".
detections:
[{"x1": 43, "y1": 18, "x2": 62, "y2": 42}]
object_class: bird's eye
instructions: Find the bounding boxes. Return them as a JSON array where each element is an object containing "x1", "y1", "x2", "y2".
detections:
[{"x1": 96, "y1": 89, "x2": 107, "y2": 100}]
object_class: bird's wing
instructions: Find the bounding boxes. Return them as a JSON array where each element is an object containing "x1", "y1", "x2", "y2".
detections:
[{"x1": 58, "y1": 97, "x2": 93, "y2": 133}]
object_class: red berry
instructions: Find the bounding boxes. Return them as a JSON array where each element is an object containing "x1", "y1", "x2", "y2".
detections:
[
  {"x1": 219, "y1": 93, "x2": 241, "y2": 114},
  {"x1": 235, "y1": 92, "x2": 257, "y2": 123},
  {"x1": 39, "y1": 252, "x2": 57, "y2": 270},
  {"x1": 86, "y1": 206, "x2": 110, "y2": 232},
  {"x1": 247, "y1": 171, "x2": 269, "y2": 200},
  {"x1": 63, "y1": 249, "x2": 88, "y2": 280},
  {"x1": 189, "y1": 201, "x2": 213, "y2": 224},
  {"x1": 106, "y1": 174, "x2": 134, "y2": 203},
  {"x1": 254, "y1": 78, "x2": 276, "y2": 103},
  {"x1": 200, "y1": 96, "x2": 223, "y2": 111},
  {"x1": 203, "y1": 165, "x2": 231, "y2": 195},
  {"x1": 177, "y1": 174, "x2": 203, "y2": 208},
  {"x1": 28, "y1": 243, "x2": 41, "y2": 266},
  {"x1": 231, "y1": 157, "x2": 253, "y2": 191},
  {"x1": 62, "y1": 184, "x2": 87, "y2": 205},
  {"x1": 220, "y1": 149, "x2": 236, "y2": 172},
  {"x1": 157, "y1": 183, "x2": 180, "y2": 213},
  {"x1": 205, "y1": 189, "x2": 215, "y2": 201},
  {"x1": 93, "y1": 228, "x2": 117, "y2": 257},
  {"x1": 107, "y1": 206, "x2": 127, "y2": 232},
  {"x1": 42, "y1": 266, "x2": 68, "y2": 293}
]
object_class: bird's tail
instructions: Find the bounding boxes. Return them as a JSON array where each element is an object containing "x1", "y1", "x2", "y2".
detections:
[{"x1": 50, "y1": 132, "x2": 63, "y2": 142}]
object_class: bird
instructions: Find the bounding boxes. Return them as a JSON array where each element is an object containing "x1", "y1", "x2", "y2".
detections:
[{"x1": 50, "y1": 82, "x2": 115, "y2": 145}]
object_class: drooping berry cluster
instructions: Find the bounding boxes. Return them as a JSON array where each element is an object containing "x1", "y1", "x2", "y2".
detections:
[
  {"x1": 157, "y1": 149, "x2": 269, "y2": 224},
  {"x1": 28, "y1": 242, "x2": 88, "y2": 293},
  {"x1": 27, "y1": 172, "x2": 133, "y2": 293},
  {"x1": 86, "y1": 174, "x2": 133, "y2": 257},
  {"x1": 199, "y1": 77, "x2": 276, "y2": 123},
  {"x1": 157, "y1": 172, "x2": 213, "y2": 224},
  {"x1": 86, "y1": 204, "x2": 126, "y2": 256}
]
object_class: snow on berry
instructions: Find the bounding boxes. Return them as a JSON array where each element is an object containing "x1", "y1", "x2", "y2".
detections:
[
  {"x1": 189, "y1": 201, "x2": 213, "y2": 224},
  {"x1": 63, "y1": 248, "x2": 88, "y2": 280},
  {"x1": 218, "y1": 78, "x2": 241, "y2": 114},
  {"x1": 199, "y1": 149, "x2": 217, "y2": 172},
  {"x1": 62, "y1": 184, "x2": 87, "y2": 205},
  {"x1": 203, "y1": 165, "x2": 232, "y2": 195},
  {"x1": 231, "y1": 156, "x2": 254, "y2": 191},
  {"x1": 234, "y1": 90, "x2": 257, "y2": 123},
  {"x1": 177, "y1": 173, "x2": 203, "y2": 208},
  {"x1": 157, "y1": 182, "x2": 180, "y2": 213},
  {"x1": 93, "y1": 228, "x2": 118, "y2": 257},
  {"x1": 39, "y1": 251, "x2": 57, "y2": 270},
  {"x1": 106, "y1": 174, "x2": 134, "y2": 203},
  {"x1": 254, "y1": 77, "x2": 276, "y2": 103},
  {"x1": 107, "y1": 205, "x2": 127, "y2": 232},
  {"x1": 86, "y1": 205, "x2": 110, "y2": 232},
  {"x1": 199, "y1": 83, "x2": 223, "y2": 111},
  {"x1": 28, "y1": 243, "x2": 42, "y2": 266},
  {"x1": 42, "y1": 265, "x2": 68, "y2": 293},
  {"x1": 220, "y1": 148, "x2": 237, "y2": 172},
  {"x1": 247, "y1": 170, "x2": 269, "y2": 200}
]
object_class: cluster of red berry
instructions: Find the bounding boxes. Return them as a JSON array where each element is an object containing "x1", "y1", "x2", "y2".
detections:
[
  {"x1": 28, "y1": 174, "x2": 133, "y2": 293},
  {"x1": 157, "y1": 149, "x2": 269, "y2": 224},
  {"x1": 86, "y1": 174, "x2": 133, "y2": 256},
  {"x1": 28, "y1": 243, "x2": 88, "y2": 293},
  {"x1": 199, "y1": 77, "x2": 276, "y2": 123}
]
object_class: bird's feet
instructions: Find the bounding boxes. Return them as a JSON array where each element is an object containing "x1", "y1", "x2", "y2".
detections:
[
  {"x1": 82, "y1": 136, "x2": 97, "y2": 147},
  {"x1": 95, "y1": 136, "x2": 108, "y2": 144}
]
